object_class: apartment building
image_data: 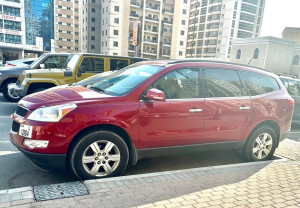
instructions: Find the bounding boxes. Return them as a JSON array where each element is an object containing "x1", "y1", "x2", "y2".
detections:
[
  {"x1": 54, "y1": 0, "x2": 81, "y2": 53},
  {"x1": 81, "y1": 0, "x2": 189, "y2": 58},
  {"x1": 187, "y1": 0, "x2": 265, "y2": 60}
]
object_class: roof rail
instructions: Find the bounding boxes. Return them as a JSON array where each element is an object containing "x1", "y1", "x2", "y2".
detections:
[{"x1": 168, "y1": 59, "x2": 268, "y2": 72}]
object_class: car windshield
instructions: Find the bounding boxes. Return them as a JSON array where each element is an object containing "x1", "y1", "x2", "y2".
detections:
[
  {"x1": 30, "y1": 54, "x2": 47, "y2": 68},
  {"x1": 89, "y1": 64, "x2": 164, "y2": 96},
  {"x1": 64, "y1": 54, "x2": 81, "y2": 71}
]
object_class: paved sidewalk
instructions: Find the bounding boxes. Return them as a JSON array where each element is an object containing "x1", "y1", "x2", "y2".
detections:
[{"x1": 1, "y1": 138, "x2": 300, "y2": 208}]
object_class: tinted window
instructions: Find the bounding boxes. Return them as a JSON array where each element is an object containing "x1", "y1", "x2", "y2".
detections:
[
  {"x1": 80, "y1": 57, "x2": 104, "y2": 72},
  {"x1": 149, "y1": 68, "x2": 201, "y2": 99},
  {"x1": 43, "y1": 56, "x2": 67, "y2": 69},
  {"x1": 241, "y1": 71, "x2": 279, "y2": 96},
  {"x1": 205, "y1": 68, "x2": 243, "y2": 97},
  {"x1": 110, "y1": 59, "x2": 129, "y2": 70}
]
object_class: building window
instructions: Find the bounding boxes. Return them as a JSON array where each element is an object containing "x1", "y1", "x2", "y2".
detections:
[
  {"x1": 114, "y1": 18, "x2": 119, "y2": 24},
  {"x1": 67, "y1": 31, "x2": 71, "y2": 34},
  {"x1": 114, "y1": 6, "x2": 119, "y2": 12},
  {"x1": 180, "y1": 41, "x2": 184, "y2": 46},
  {"x1": 183, "y1": 9, "x2": 187, "y2": 15},
  {"x1": 91, "y1": 45, "x2": 95, "y2": 49},
  {"x1": 113, "y1": 41, "x2": 118, "y2": 47},
  {"x1": 67, "y1": 47, "x2": 71, "y2": 49},
  {"x1": 92, "y1": 8, "x2": 96, "y2": 13},
  {"x1": 114, "y1": 30, "x2": 118, "y2": 35},
  {"x1": 184, "y1": 0, "x2": 187, "y2": 3},
  {"x1": 179, "y1": 51, "x2": 183, "y2": 56},
  {"x1": 182, "y1": 20, "x2": 186, "y2": 25},
  {"x1": 91, "y1": 27, "x2": 95, "y2": 31},
  {"x1": 253, "y1": 48, "x2": 259, "y2": 59},
  {"x1": 181, "y1": 30, "x2": 185, "y2": 35},
  {"x1": 92, "y1": 17, "x2": 95, "y2": 22},
  {"x1": 236, "y1": 49, "x2": 241, "y2": 59},
  {"x1": 292, "y1": 55, "x2": 300, "y2": 65},
  {"x1": 92, "y1": 0, "x2": 96, "y2": 2},
  {"x1": 67, "y1": 39, "x2": 71, "y2": 41},
  {"x1": 91, "y1": 36, "x2": 95, "y2": 40}
]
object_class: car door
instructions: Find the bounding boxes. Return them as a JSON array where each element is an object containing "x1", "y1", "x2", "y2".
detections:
[
  {"x1": 139, "y1": 67, "x2": 206, "y2": 149},
  {"x1": 202, "y1": 68, "x2": 252, "y2": 143},
  {"x1": 76, "y1": 56, "x2": 105, "y2": 81}
]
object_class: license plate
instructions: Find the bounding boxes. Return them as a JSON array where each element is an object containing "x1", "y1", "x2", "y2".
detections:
[{"x1": 19, "y1": 124, "x2": 33, "y2": 138}]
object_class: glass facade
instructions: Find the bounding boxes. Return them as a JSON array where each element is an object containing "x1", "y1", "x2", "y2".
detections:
[{"x1": 25, "y1": 0, "x2": 54, "y2": 51}]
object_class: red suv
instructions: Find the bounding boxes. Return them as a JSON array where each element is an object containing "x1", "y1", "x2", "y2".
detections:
[{"x1": 10, "y1": 60, "x2": 294, "y2": 180}]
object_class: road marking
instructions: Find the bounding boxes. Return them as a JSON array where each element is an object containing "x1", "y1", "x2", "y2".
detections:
[
  {"x1": 0, "y1": 116, "x2": 11, "y2": 119},
  {"x1": 0, "y1": 151, "x2": 19, "y2": 156}
]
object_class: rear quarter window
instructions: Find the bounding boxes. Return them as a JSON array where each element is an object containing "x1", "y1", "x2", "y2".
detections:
[{"x1": 240, "y1": 71, "x2": 279, "y2": 96}]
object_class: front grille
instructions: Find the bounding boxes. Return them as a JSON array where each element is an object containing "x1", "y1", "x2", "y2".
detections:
[
  {"x1": 15, "y1": 106, "x2": 29, "y2": 117},
  {"x1": 12, "y1": 121, "x2": 20, "y2": 132}
]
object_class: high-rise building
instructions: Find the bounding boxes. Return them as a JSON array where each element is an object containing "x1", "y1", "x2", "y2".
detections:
[
  {"x1": 81, "y1": 0, "x2": 101, "y2": 53},
  {"x1": 186, "y1": 0, "x2": 265, "y2": 60},
  {"x1": 54, "y1": 0, "x2": 81, "y2": 53},
  {"x1": 81, "y1": 0, "x2": 190, "y2": 59},
  {"x1": 0, "y1": 0, "x2": 45, "y2": 63},
  {"x1": 24, "y1": 0, "x2": 54, "y2": 52}
]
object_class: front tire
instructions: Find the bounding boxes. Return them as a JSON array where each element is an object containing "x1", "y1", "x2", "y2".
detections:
[
  {"x1": 2, "y1": 80, "x2": 20, "y2": 102},
  {"x1": 69, "y1": 130, "x2": 129, "y2": 180},
  {"x1": 243, "y1": 126, "x2": 277, "y2": 162}
]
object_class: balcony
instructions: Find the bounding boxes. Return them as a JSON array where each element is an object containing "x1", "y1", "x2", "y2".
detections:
[
  {"x1": 163, "y1": 40, "x2": 171, "y2": 46},
  {"x1": 130, "y1": 13, "x2": 139, "y2": 19},
  {"x1": 144, "y1": 38, "x2": 158, "y2": 45},
  {"x1": 144, "y1": 27, "x2": 159, "y2": 34},
  {"x1": 145, "y1": 4, "x2": 160, "y2": 12},
  {"x1": 130, "y1": 0, "x2": 140, "y2": 8},
  {"x1": 163, "y1": 7, "x2": 174, "y2": 14},
  {"x1": 145, "y1": 16, "x2": 159, "y2": 23},
  {"x1": 128, "y1": 45, "x2": 135, "y2": 52},
  {"x1": 143, "y1": 49, "x2": 157, "y2": 55}
]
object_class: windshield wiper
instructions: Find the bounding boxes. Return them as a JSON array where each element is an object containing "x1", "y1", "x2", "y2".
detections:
[{"x1": 88, "y1": 85, "x2": 106, "y2": 94}]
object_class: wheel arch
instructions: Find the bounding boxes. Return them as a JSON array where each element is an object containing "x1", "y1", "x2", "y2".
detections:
[
  {"x1": 27, "y1": 82, "x2": 57, "y2": 94},
  {"x1": 0, "y1": 77, "x2": 18, "y2": 89},
  {"x1": 247, "y1": 120, "x2": 280, "y2": 147},
  {"x1": 67, "y1": 124, "x2": 138, "y2": 166}
]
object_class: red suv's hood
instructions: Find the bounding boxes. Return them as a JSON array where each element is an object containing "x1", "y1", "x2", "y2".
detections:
[{"x1": 19, "y1": 86, "x2": 113, "y2": 109}]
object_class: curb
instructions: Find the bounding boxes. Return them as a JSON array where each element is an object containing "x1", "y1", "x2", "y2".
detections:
[{"x1": 0, "y1": 154, "x2": 289, "y2": 207}]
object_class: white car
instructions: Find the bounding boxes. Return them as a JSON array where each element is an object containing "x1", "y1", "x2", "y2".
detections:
[{"x1": 5, "y1": 58, "x2": 37, "y2": 68}]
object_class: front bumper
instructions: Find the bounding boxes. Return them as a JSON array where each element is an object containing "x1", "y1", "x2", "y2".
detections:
[
  {"x1": 8, "y1": 83, "x2": 26, "y2": 97},
  {"x1": 10, "y1": 133, "x2": 66, "y2": 170}
]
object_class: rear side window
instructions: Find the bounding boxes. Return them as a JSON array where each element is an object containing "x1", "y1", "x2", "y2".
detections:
[
  {"x1": 241, "y1": 71, "x2": 279, "y2": 96},
  {"x1": 80, "y1": 57, "x2": 104, "y2": 73},
  {"x1": 110, "y1": 59, "x2": 129, "y2": 70},
  {"x1": 205, "y1": 68, "x2": 243, "y2": 98}
]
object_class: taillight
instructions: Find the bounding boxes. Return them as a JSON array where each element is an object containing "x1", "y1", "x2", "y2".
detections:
[{"x1": 288, "y1": 98, "x2": 295, "y2": 107}]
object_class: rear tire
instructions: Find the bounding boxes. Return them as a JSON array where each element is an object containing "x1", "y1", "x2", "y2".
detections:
[
  {"x1": 243, "y1": 126, "x2": 277, "y2": 162},
  {"x1": 69, "y1": 130, "x2": 129, "y2": 180},
  {"x1": 2, "y1": 80, "x2": 20, "y2": 102}
]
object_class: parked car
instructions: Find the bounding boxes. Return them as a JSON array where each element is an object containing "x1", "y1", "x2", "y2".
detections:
[
  {"x1": 10, "y1": 60, "x2": 294, "y2": 180},
  {"x1": 8, "y1": 54, "x2": 146, "y2": 101},
  {"x1": 5, "y1": 58, "x2": 37, "y2": 68},
  {"x1": 279, "y1": 75, "x2": 300, "y2": 123},
  {"x1": 0, "y1": 53, "x2": 70, "y2": 102}
]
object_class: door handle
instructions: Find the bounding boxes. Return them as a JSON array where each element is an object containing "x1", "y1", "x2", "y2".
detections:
[
  {"x1": 240, "y1": 106, "x2": 250, "y2": 110},
  {"x1": 189, "y1": 109, "x2": 203, "y2": 113}
]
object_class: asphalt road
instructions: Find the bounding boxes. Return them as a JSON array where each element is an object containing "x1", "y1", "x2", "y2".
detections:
[{"x1": 0, "y1": 93, "x2": 299, "y2": 190}]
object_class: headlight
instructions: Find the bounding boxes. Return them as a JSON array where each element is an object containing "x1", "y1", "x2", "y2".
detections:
[{"x1": 27, "y1": 103, "x2": 77, "y2": 122}]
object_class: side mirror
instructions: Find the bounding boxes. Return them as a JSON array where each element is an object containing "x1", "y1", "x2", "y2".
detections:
[
  {"x1": 146, "y1": 88, "x2": 166, "y2": 102},
  {"x1": 40, "y1": 64, "x2": 45, "y2": 69},
  {"x1": 78, "y1": 65, "x2": 87, "y2": 73}
]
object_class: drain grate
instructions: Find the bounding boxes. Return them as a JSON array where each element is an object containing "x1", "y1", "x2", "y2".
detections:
[{"x1": 33, "y1": 181, "x2": 88, "y2": 201}]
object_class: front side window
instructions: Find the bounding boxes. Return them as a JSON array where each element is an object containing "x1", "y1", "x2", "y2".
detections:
[
  {"x1": 42, "y1": 56, "x2": 67, "y2": 69},
  {"x1": 148, "y1": 68, "x2": 201, "y2": 99},
  {"x1": 241, "y1": 71, "x2": 279, "y2": 96},
  {"x1": 205, "y1": 68, "x2": 243, "y2": 98}
]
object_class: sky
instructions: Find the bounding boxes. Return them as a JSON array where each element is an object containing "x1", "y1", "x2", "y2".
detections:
[{"x1": 260, "y1": 0, "x2": 300, "y2": 38}]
